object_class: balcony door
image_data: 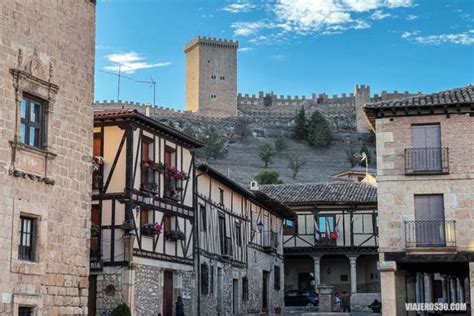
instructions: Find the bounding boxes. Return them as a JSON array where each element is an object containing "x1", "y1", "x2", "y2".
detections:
[
  {"x1": 411, "y1": 124, "x2": 441, "y2": 171},
  {"x1": 414, "y1": 195, "x2": 445, "y2": 247}
]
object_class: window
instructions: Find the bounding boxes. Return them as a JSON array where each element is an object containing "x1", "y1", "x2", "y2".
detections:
[
  {"x1": 211, "y1": 75, "x2": 216, "y2": 79},
  {"x1": 220, "y1": 76, "x2": 225, "y2": 80},
  {"x1": 318, "y1": 215, "x2": 335, "y2": 233},
  {"x1": 410, "y1": 124, "x2": 442, "y2": 172},
  {"x1": 242, "y1": 276, "x2": 249, "y2": 301},
  {"x1": 201, "y1": 263, "x2": 209, "y2": 295},
  {"x1": 141, "y1": 137, "x2": 155, "y2": 189},
  {"x1": 283, "y1": 219, "x2": 295, "y2": 234},
  {"x1": 251, "y1": 212, "x2": 257, "y2": 232},
  {"x1": 236, "y1": 222, "x2": 242, "y2": 246},
  {"x1": 19, "y1": 216, "x2": 36, "y2": 261},
  {"x1": 92, "y1": 133, "x2": 103, "y2": 189},
  {"x1": 274, "y1": 266, "x2": 281, "y2": 291},
  {"x1": 210, "y1": 94, "x2": 217, "y2": 99},
  {"x1": 163, "y1": 215, "x2": 172, "y2": 233},
  {"x1": 19, "y1": 307, "x2": 34, "y2": 316},
  {"x1": 219, "y1": 188, "x2": 224, "y2": 205},
  {"x1": 20, "y1": 95, "x2": 46, "y2": 148},
  {"x1": 340, "y1": 274, "x2": 348, "y2": 282},
  {"x1": 140, "y1": 209, "x2": 150, "y2": 227},
  {"x1": 200, "y1": 204, "x2": 207, "y2": 232},
  {"x1": 210, "y1": 266, "x2": 214, "y2": 295},
  {"x1": 164, "y1": 146, "x2": 179, "y2": 198}
]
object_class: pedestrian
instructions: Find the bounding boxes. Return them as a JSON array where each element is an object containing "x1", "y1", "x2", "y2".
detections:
[
  {"x1": 176, "y1": 296, "x2": 184, "y2": 316},
  {"x1": 334, "y1": 292, "x2": 341, "y2": 312},
  {"x1": 341, "y1": 291, "x2": 351, "y2": 312}
]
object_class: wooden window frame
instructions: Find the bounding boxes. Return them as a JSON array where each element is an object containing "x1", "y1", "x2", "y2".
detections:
[
  {"x1": 200, "y1": 204, "x2": 207, "y2": 232},
  {"x1": 19, "y1": 216, "x2": 36, "y2": 261},
  {"x1": 219, "y1": 188, "x2": 224, "y2": 205},
  {"x1": 20, "y1": 94, "x2": 47, "y2": 149}
]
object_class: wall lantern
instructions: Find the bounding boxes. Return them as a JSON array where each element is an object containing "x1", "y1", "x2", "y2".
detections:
[{"x1": 257, "y1": 221, "x2": 264, "y2": 232}]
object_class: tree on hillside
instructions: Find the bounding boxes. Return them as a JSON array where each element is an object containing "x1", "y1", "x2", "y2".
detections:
[
  {"x1": 274, "y1": 135, "x2": 289, "y2": 155},
  {"x1": 254, "y1": 170, "x2": 282, "y2": 185},
  {"x1": 307, "y1": 110, "x2": 333, "y2": 148},
  {"x1": 294, "y1": 107, "x2": 308, "y2": 141},
  {"x1": 346, "y1": 144, "x2": 372, "y2": 167},
  {"x1": 287, "y1": 153, "x2": 306, "y2": 179},
  {"x1": 259, "y1": 143, "x2": 274, "y2": 168},
  {"x1": 359, "y1": 143, "x2": 372, "y2": 167},
  {"x1": 234, "y1": 117, "x2": 252, "y2": 141},
  {"x1": 197, "y1": 127, "x2": 228, "y2": 160}
]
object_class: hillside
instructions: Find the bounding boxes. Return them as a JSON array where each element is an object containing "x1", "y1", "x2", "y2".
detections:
[{"x1": 200, "y1": 134, "x2": 372, "y2": 186}]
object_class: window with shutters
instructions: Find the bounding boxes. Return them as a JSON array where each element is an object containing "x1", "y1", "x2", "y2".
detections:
[
  {"x1": 242, "y1": 276, "x2": 249, "y2": 301},
  {"x1": 19, "y1": 216, "x2": 36, "y2": 261},
  {"x1": 274, "y1": 265, "x2": 281, "y2": 291},
  {"x1": 201, "y1": 263, "x2": 209, "y2": 295},
  {"x1": 141, "y1": 137, "x2": 157, "y2": 192},
  {"x1": 406, "y1": 124, "x2": 448, "y2": 174},
  {"x1": 200, "y1": 204, "x2": 207, "y2": 232},
  {"x1": 20, "y1": 95, "x2": 46, "y2": 149}
]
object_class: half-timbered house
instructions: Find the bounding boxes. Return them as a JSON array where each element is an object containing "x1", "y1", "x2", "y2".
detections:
[
  {"x1": 195, "y1": 163, "x2": 295, "y2": 315},
  {"x1": 260, "y1": 182, "x2": 380, "y2": 311},
  {"x1": 89, "y1": 109, "x2": 203, "y2": 316}
]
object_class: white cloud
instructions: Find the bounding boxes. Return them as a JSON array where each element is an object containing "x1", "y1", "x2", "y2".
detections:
[
  {"x1": 371, "y1": 10, "x2": 392, "y2": 20},
  {"x1": 222, "y1": 2, "x2": 256, "y2": 13},
  {"x1": 231, "y1": 21, "x2": 267, "y2": 36},
  {"x1": 402, "y1": 30, "x2": 474, "y2": 45},
  {"x1": 406, "y1": 14, "x2": 418, "y2": 20},
  {"x1": 237, "y1": 47, "x2": 254, "y2": 52},
  {"x1": 104, "y1": 52, "x2": 172, "y2": 74}
]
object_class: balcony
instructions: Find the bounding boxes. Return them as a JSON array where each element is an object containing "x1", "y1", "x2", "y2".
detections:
[
  {"x1": 263, "y1": 231, "x2": 279, "y2": 253},
  {"x1": 405, "y1": 147, "x2": 449, "y2": 175},
  {"x1": 405, "y1": 220, "x2": 456, "y2": 249}
]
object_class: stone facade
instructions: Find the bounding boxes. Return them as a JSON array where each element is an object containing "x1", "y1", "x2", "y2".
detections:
[
  {"x1": 0, "y1": 1, "x2": 95, "y2": 315},
  {"x1": 367, "y1": 89, "x2": 474, "y2": 315},
  {"x1": 185, "y1": 37, "x2": 238, "y2": 117}
]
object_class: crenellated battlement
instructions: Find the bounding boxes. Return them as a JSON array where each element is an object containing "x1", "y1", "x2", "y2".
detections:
[{"x1": 184, "y1": 36, "x2": 239, "y2": 53}]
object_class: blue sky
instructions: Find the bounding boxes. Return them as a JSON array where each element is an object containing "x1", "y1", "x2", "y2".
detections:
[{"x1": 95, "y1": 0, "x2": 474, "y2": 109}]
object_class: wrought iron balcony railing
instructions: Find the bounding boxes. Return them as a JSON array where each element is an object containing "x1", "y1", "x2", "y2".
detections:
[
  {"x1": 405, "y1": 220, "x2": 456, "y2": 248},
  {"x1": 405, "y1": 147, "x2": 449, "y2": 175}
]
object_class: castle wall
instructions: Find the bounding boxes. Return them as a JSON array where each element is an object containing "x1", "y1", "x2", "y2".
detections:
[{"x1": 0, "y1": 1, "x2": 96, "y2": 315}]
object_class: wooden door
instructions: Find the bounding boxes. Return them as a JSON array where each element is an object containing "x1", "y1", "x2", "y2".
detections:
[
  {"x1": 87, "y1": 275, "x2": 97, "y2": 316},
  {"x1": 262, "y1": 271, "x2": 270, "y2": 310},
  {"x1": 163, "y1": 271, "x2": 173, "y2": 316},
  {"x1": 233, "y1": 278, "x2": 239, "y2": 314},
  {"x1": 411, "y1": 124, "x2": 441, "y2": 171},
  {"x1": 414, "y1": 195, "x2": 445, "y2": 246}
]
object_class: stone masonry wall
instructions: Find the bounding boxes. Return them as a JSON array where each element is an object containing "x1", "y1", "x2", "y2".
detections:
[
  {"x1": 0, "y1": 1, "x2": 95, "y2": 315},
  {"x1": 375, "y1": 113, "x2": 474, "y2": 252}
]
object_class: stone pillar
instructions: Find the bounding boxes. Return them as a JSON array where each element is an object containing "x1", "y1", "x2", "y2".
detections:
[
  {"x1": 440, "y1": 275, "x2": 448, "y2": 303},
  {"x1": 456, "y1": 277, "x2": 464, "y2": 303},
  {"x1": 415, "y1": 273, "x2": 421, "y2": 304},
  {"x1": 449, "y1": 276, "x2": 457, "y2": 303},
  {"x1": 378, "y1": 261, "x2": 397, "y2": 316},
  {"x1": 312, "y1": 255, "x2": 321, "y2": 290},
  {"x1": 424, "y1": 273, "x2": 433, "y2": 303},
  {"x1": 348, "y1": 255, "x2": 358, "y2": 293},
  {"x1": 469, "y1": 263, "x2": 474, "y2": 312}
]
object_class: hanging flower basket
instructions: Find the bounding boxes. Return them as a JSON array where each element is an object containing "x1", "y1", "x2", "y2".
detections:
[
  {"x1": 165, "y1": 165, "x2": 189, "y2": 180},
  {"x1": 92, "y1": 156, "x2": 104, "y2": 171},
  {"x1": 165, "y1": 230, "x2": 186, "y2": 241},
  {"x1": 142, "y1": 222, "x2": 163, "y2": 237}
]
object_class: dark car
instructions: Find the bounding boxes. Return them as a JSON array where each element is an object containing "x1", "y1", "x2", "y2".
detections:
[{"x1": 284, "y1": 290, "x2": 319, "y2": 306}]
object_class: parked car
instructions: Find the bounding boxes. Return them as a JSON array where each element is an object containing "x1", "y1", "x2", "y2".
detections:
[{"x1": 284, "y1": 290, "x2": 319, "y2": 306}]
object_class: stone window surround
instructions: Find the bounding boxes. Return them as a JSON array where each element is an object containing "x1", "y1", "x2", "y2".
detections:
[
  {"x1": 12, "y1": 294, "x2": 43, "y2": 316},
  {"x1": 11, "y1": 206, "x2": 47, "y2": 277},
  {"x1": 9, "y1": 48, "x2": 59, "y2": 185}
]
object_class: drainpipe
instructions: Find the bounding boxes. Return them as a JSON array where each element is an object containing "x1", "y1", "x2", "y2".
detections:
[{"x1": 194, "y1": 160, "x2": 207, "y2": 316}]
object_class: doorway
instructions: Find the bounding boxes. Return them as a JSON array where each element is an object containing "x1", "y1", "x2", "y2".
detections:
[
  {"x1": 233, "y1": 278, "x2": 239, "y2": 314},
  {"x1": 262, "y1": 271, "x2": 270, "y2": 310},
  {"x1": 88, "y1": 275, "x2": 97, "y2": 316},
  {"x1": 217, "y1": 267, "x2": 223, "y2": 313},
  {"x1": 163, "y1": 271, "x2": 173, "y2": 316}
]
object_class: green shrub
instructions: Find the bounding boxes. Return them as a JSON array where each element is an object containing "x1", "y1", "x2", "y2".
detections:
[
  {"x1": 112, "y1": 303, "x2": 131, "y2": 316},
  {"x1": 254, "y1": 170, "x2": 282, "y2": 184}
]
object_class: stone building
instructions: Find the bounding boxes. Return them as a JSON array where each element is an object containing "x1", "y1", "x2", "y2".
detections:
[
  {"x1": 260, "y1": 182, "x2": 380, "y2": 312},
  {"x1": 364, "y1": 86, "x2": 474, "y2": 315},
  {"x1": 195, "y1": 164, "x2": 294, "y2": 315},
  {"x1": 0, "y1": 1, "x2": 96, "y2": 315},
  {"x1": 90, "y1": 109, "x2": 203, "y2": 316},
  {"x1": 185, "y1": 37, "x2": 238, "y2": 117}
]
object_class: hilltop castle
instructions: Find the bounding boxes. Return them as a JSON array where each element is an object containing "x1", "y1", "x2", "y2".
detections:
[{"x1": 96, "y1": 36, "x2": 419, "y2": 134}]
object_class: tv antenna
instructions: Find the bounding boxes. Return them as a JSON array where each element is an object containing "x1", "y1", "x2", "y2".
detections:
[
  {"x1": 98, "y1": 62, "x2": 133, "y2": 101},
  {"x1": 136, "y1": 77, "x2": 156, "y2": 106}
]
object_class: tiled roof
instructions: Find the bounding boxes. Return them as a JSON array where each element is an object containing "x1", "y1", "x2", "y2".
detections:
[
  {"x1": 365, "y1": 85, "x2": 474, "y2": 110},
  {"x1": 93, "y1": 108, "x2": 204, "y2": 148},
  {"x1": 260, "y1": 182, "x2": 377, "y2": 205},
  {"x1": 333, "y1": 166, "x2": 377, "y2": 177}
]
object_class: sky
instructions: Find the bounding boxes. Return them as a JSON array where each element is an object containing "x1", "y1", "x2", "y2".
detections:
[{"x1": 95, "y1": 0, "x2": 474, "y2": 109}]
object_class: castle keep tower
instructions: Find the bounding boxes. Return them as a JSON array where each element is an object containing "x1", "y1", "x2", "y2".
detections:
[
  {"x1": 185, "y1": 36, "x2": 238, "y2": 116},
  {"x1": 355, "y1": 84, "x2": 371, "y2": 133}
]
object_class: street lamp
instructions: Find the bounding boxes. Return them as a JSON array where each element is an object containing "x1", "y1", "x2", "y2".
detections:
[{"x1": 257, "y1": 221, "x2": 264, "y2": 232}]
